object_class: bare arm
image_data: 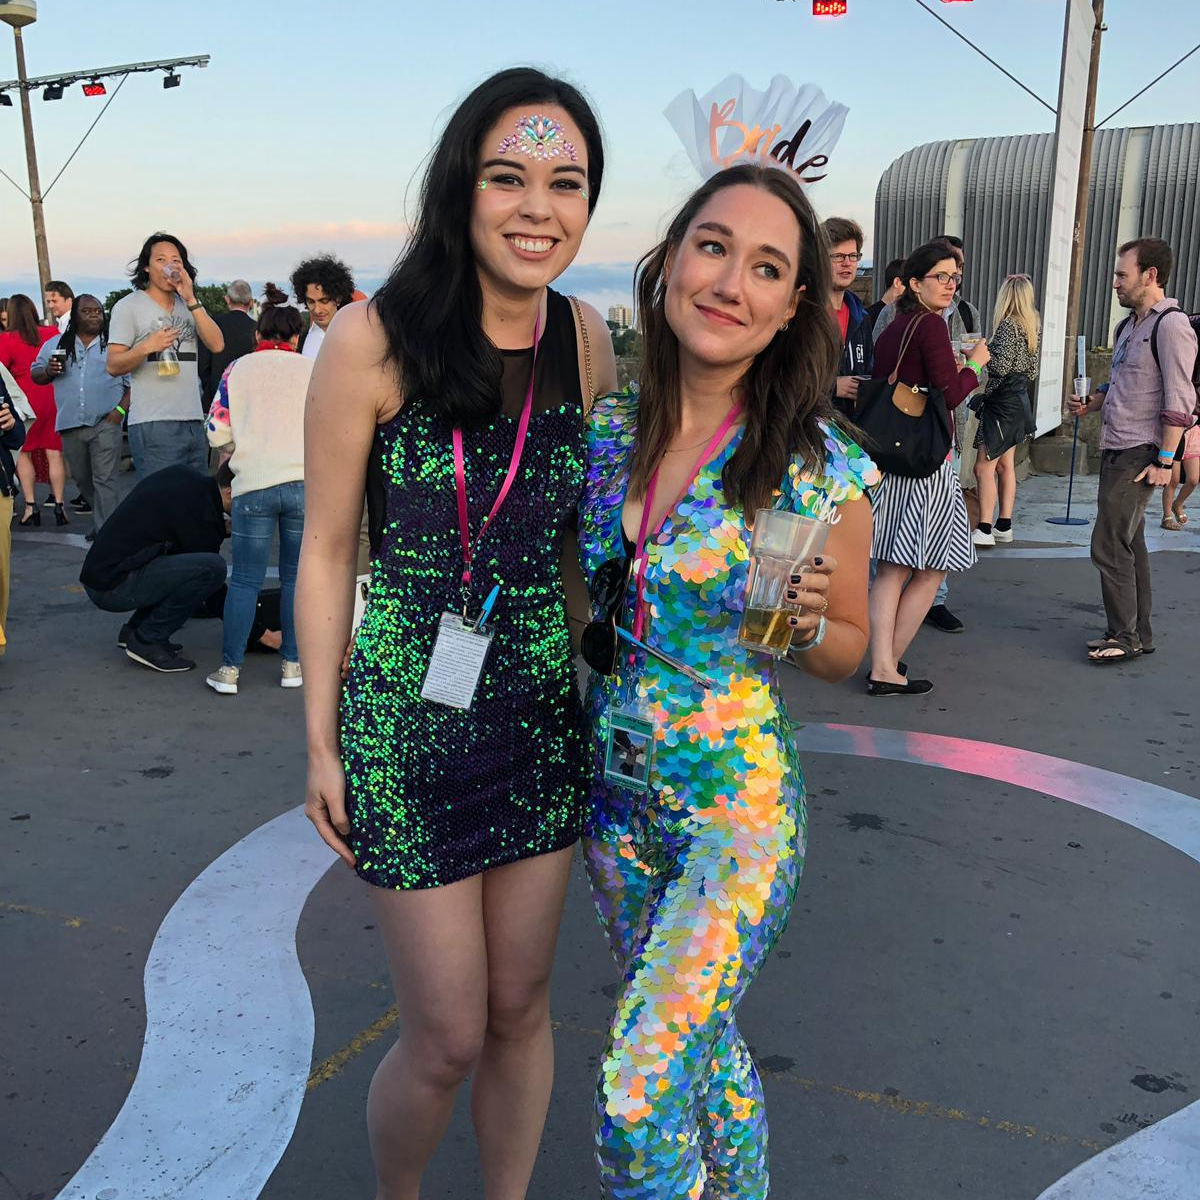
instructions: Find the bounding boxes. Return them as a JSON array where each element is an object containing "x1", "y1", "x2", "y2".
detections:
[
  {"x1": 785, "y1": 494, "x2": 872, "y2": 682},
  {"x1": 297, "y1": 301, "x2": 393, "y2": 864},
  {"x1": 107, "y1": 329, "x2": 176, "y2": 377},
  {"x1": 571, "y1": 298, "x2": 618, "y2": 410}
]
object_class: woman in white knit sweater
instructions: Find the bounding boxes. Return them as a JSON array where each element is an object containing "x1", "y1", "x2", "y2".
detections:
[{"x1": 204, "y1": 302, "x2": 313, "y2": 694}]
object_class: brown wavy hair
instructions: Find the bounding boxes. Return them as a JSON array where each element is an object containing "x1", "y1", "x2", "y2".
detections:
[{"x1": 630, "y1": 164, "x2": 841, "y2": 513}]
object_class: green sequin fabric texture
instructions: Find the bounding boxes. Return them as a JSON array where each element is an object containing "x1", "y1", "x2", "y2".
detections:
[
  {"x1": 578, "y1": 388, "x2": 879, "y2": 1198},
  {"x1": 341, "y1": 356, "x2": 589, "y2": 890}
]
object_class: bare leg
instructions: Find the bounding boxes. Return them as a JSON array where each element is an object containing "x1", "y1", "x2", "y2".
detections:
[
  {"x1": 1163, "y1": 464, "x2": 1181, "y2": 522},
  {"x1": 893, "y1": 568, "x2": 946, "y2": 664},
  {"x1": 997, "y1": 447, "x2": 1017, "y2": 520},
  {"x1": 973, "y1": 453, "x2": 997, "y2": 526},
  {"x1": 46, "y1": 449, "x2": 67, "y2": 504},
  {"x1": 15, "y1": 452, "x2": 35, "y2": 511},
  {"x1": 367, "y1": 875, "x2": 488, "y2": 1200},
  {"x1": 868, "y1": 561, "x2": 909, "y2": 683},
  {"x1": 473, "y1": 847, "x2": 574, "y2": 1200},
  {"x1": 1173, "y1": 460, "x2": 1197, "y2": 518}
]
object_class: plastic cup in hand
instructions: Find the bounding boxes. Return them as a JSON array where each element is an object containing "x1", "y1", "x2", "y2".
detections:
[
  {"x1": 738, "y1": 509, "x2": 831, "y2": 656},
  {"x1": 1073, "y1": 376, "x2": 1090, "y2": 402}
]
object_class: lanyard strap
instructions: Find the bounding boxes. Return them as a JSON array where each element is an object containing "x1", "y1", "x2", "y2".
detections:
[
  {"x1": 452, "y1": 314, "x2": 540, "y2": 594},
  {"x1": 630, "y1": 401, "x2": 743, "y2": 639}
]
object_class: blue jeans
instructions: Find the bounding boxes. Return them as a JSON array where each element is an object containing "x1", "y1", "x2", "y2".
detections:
[
  {"x1": 128, "y1": 420, "x2": 209, "y2": 479},
  {"x1": 85, "y1": 552, "x2": 227, "y2": 644},
  {"x1": 934, "y1": 577, "x2": 950, "y2": 606},
  {"x1": 223, "y1": 482, "x2": 304, "y2": 667}
]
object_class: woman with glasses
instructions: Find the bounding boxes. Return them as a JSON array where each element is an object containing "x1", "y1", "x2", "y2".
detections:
[
  {"x1": 576, "y1": 164, "x2": 876, "y2": 1200},
  {"x1": 971, "y1": 275, "x2": 1040, "y2": 546},
  {"x1": 865, "y1": 240, "x2": 989, "y2": 696},
  {"x1": 297, "y1": 69, "x2": 616, "y2": 1199}
]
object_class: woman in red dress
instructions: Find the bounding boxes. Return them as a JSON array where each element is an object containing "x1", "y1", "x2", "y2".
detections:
[{"x1": 0, "y1": 294, "x2": 64, "y2": 526}]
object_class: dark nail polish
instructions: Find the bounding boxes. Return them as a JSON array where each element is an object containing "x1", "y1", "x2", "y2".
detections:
[
  {"x1": 790, "y1": 573, "x2": 802, "y2": 584},
  {"x1": 814, "y1": 556, "x2": 824, "y2": 566}
]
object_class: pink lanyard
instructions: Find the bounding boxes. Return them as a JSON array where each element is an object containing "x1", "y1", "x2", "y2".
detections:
[
  {"x1": 630, "y1": 401, "x2": 743, "y2": 639},
  {"x1": 452, "y1": 315, "x2": 540, "y2": 600}
]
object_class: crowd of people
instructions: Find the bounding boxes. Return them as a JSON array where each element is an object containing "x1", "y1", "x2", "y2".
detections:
[{"x1": 2, "y1": 63, "x2": 1198, "y2": 1200}]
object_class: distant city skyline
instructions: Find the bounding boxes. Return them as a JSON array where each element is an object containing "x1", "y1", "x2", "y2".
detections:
[{"x1": 1, "y1": 1, "x2": 1197, "y2": 313}]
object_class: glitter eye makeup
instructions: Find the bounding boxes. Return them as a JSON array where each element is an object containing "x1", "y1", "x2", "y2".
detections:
[{"x1": 497, "y1": 113, "x2": 579, "y2": 162}]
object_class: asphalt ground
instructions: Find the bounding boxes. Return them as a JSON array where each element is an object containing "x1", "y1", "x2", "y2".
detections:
[{"x1": 3, "y1": 500, "x2": 1198, "y2": 1200}]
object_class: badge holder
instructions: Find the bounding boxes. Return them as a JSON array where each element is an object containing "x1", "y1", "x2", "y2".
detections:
[
  {"x1": 420, "y1": 610, "x2": 495, "y2": 711},
  {"x1": 603, "y1": 678, "x2": 655, "y2": 794}
]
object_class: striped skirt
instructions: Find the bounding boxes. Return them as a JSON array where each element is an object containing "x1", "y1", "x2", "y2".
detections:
[{"x1": 869, "y1": 460, "x2": 977, "y2": 572}]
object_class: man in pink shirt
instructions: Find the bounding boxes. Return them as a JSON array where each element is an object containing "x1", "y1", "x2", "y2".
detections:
[{"x1": 1070, "y1": 237, "x2": 1199, "y2": 663}]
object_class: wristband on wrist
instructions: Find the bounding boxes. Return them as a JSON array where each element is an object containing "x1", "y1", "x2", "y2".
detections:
[
  {"x1": 966, "y1": 359, "x2": 982, "y2": 377},
  {"x1": 115, "y1": 405, "x2": 127, "y2": 417},
  {"x1": 790, "y1": 615, "x2": 827, "y2": 654},
  {"x1": 187, "y1": 302, "x2": 203, "y2": 313}
]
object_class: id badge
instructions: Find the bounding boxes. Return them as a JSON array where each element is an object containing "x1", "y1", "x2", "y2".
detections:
[
  {"x1": 603, "y1": 706, "x2": 656, "y2": 794},
  {"x1": 420, "y1": 611, "x2": 495, "y2": 710}
]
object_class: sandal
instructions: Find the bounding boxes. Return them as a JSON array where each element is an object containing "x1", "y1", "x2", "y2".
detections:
[
  {"x1": 1162, "y1": 516, "x2": 1183, "y2": 531},
  {"x1": 1087, "y1": 639, "x2": 1140, "y2": 665},
  {"x1": 1175, "y1": 509, "x2": 1189, "y2": 525},
  {"x1": 1087, "y1": 634, "x2": 1155, "y2": 655},
  {"x1": 18, "y1": 502, "x2": 40, "y2": 527}
]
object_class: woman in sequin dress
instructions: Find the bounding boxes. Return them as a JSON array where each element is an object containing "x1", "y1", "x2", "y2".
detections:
[
  {"x1": 577, "y1": 165, "x2": 878, "y2": 1199},
  {"x1": 296, "y1": 69, "x2": 616, "y2": 1200}
]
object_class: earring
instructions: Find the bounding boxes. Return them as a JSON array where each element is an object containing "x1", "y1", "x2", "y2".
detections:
[{"x1": 779, "y1": 320, "x2": 790, "y2": 332}]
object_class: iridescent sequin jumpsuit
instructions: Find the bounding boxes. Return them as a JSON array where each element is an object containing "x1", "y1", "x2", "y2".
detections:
[
  {"x1": 578, "y1": 388, "x2": 878, "y2": 1198},
  {"x1": 341, "y1": 289, "x2": 590, "y2": 890}
]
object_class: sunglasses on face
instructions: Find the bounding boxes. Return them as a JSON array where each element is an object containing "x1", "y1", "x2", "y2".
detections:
[{"x1": 580, "y1": 556, "x2": 632, "y2": 676}]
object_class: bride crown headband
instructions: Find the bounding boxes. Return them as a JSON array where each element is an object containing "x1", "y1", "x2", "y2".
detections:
[{"x1": 664, "y1": 74, "x2": 849, "y2": 186}]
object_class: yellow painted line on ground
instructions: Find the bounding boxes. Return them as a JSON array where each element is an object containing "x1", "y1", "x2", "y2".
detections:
[
  {"x1": 0, "y1": 899, "x2": 127, "y2": 934},
  {"x1": 305, "y1": 1006, "x2": 1107, "y2": 1154}
]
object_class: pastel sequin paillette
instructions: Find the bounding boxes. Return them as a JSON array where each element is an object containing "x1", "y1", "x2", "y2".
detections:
[{"x1": 578, "y1": 388, "x2": 877, "y2": 1198}]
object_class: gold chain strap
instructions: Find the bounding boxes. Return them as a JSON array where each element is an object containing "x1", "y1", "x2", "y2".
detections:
[{"x1": 570, "y1": 295, "x2": 593, "y2": 402}]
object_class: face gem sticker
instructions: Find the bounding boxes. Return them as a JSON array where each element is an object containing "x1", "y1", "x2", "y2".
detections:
[{"x1": 497, "y1": 114, "x2": 579, "y2": 162}]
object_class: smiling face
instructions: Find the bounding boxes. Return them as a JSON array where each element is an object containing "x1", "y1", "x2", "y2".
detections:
[
  {"x1": 469, "y1": 104, "x2": 591, "y2": 297},
  {"x1": 910, "y1": 257, "x2": 960, "y2": 314},
  {"x1": 663, "y1": 184, "x2": 802, "y2": 372}
]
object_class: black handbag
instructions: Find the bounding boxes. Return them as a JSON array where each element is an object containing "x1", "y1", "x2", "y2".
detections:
[{"x1": 848, "y1": 314, "x2": 953, "y2": 478}]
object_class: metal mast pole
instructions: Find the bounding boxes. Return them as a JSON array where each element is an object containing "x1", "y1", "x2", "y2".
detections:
[
  {"x1": 1060, "y1": 0, "x2": 1105, "y2": 415},
  {"x1": 11, "y1": 22, "x2": 53, "y2": 307}
]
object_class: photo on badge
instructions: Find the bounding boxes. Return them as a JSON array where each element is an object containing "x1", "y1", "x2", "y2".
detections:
[{"x1": 603, "y1": 709, "x2": 654, "y2": 792}]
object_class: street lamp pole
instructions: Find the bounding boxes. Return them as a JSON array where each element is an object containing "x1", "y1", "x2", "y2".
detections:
[
  {"x1": 1061, "y1": 0, "x2": 1105, "y2": 412},
  {"x1": 10, "y1": 22, "x2": 53, "y2": 302}
]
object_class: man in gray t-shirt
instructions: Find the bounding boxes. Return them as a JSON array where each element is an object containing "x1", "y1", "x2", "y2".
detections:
[{"x1": 107, "y1": 233, "x2": 225, "y2": 479}]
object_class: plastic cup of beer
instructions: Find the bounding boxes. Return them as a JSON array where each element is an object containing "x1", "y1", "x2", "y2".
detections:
[{"x1": 738, "y1": 509, "x2": 830, "y2": 656}]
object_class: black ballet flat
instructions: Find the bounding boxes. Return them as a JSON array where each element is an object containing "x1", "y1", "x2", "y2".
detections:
[
  {"x1": 864, "y1": 660, "x2": 907, "y2": 681},
  {"x1": 867, "y1": 676, "x2": 933, "y2": 697}
]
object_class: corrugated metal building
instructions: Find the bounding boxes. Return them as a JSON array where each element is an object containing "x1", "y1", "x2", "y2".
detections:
[{"x1": 873, "y1": 122, "x2": 1200, "y2": 347}]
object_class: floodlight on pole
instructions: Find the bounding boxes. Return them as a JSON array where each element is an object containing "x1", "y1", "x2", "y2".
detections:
[{"x1": 0, "y1": 6, "x2": 210, "y2": 313}]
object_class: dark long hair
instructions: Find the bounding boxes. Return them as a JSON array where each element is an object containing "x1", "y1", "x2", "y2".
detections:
[
  {"x1": 128, "y1": 232, "x2": 198, "y2": 290},
  {"x1": 630, "y1": 165, "x2": 841, "y2": 514},
  {"x1": 372, "y1": 67, "x2": 604, "y2": 427},
  {"x1": 5, "y1": 293, "x2": 41, "y2": 346},
  {"x1": 57, "y1": 294, "x2": 106, "y2": 363}
]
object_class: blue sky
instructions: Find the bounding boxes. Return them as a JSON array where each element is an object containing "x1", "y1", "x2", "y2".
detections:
[{"x1": 1, "y1": 0, "x2": 1197, "y2": 310}]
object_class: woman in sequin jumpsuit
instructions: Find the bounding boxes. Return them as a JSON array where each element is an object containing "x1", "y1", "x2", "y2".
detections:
[
  {"x1": 296, "y1": 70, "x2": 616, "y2": 1200},
  {"x1": 577, "y1": 166, "x2": 878, "y2": 1199}
]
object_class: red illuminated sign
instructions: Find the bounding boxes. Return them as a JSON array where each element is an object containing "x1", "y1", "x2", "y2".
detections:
[
  {"x1": 813, "y1": 0, "x2": 847, "y2": 14},
  {"x1": 82, "y1": 82, "x2": 107, "y2": 97}
]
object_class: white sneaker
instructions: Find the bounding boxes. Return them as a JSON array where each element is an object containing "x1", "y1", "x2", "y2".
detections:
[
  {"x1": 972, "y1": 528, "x2": 996, "y2": 547},
  {"x1": 206, "y1": 664, "x2": 240, "y2": 694},
  {"x1": 281, "y1": 660, "x2": 303, "y2": 689},
  {"x1": 993, "y1": 526, "x2": 1014, "y2": 543}
]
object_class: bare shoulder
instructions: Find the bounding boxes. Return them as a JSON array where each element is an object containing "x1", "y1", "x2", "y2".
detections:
[{"x1": 311, "y1": 300, "x2": 401, "y2": 422}]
